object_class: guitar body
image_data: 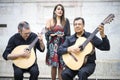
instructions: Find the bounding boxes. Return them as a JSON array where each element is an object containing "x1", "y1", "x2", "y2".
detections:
[
  {"x1": 11, "y1": 45, "x2": 36, "y2": 69},
  {"x1": 62, "y1": 37, "x2": 93, "y2": 70}
]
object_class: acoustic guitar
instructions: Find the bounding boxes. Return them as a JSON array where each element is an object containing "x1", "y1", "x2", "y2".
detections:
[
  {"x1": 11, "y1": 28, "x2": 46, "y2": 69},
  {"x1": 62, "y1": 14, "x2": 115, "y2": 70}
]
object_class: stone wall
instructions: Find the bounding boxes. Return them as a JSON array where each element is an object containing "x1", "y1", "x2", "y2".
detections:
[{"x1": 0, "y1": 0, "x2": 120, "y2": 79}]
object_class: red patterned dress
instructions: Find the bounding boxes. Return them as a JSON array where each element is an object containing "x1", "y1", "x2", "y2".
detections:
[{"x1": 46, "y1": 25, "x2": 64, "y2": 68}]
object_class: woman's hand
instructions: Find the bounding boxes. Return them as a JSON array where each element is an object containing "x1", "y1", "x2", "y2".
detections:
[
  {"x1": 57, "y1": 33, "x2": 64, "y2": 37},
  {"x1": 50, "y1": 34, "x2": 57, "y2": 37}
]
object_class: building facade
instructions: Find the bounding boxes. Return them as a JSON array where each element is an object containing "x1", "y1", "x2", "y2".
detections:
[{"x1": 0, "y1": 0, "x2": 120, "y2": 79}]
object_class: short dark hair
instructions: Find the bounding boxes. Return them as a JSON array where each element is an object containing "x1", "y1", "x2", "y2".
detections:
[
  {"x1": 73, "y1": 17, "x2": 85, "y2": 26},
  {"x1": 18, "y1": 21, "x2": 30, "y2": 32}
]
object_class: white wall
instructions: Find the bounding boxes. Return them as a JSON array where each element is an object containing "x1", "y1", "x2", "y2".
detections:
[{"x1": 0, "y1": 0, "x2": 120, "y2": 79}]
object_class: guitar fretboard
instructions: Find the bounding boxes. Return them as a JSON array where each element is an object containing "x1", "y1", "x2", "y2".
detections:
[
  {"x1": 80, "y1": 23, "x2": 104, "y2": 50},
  {"x1": 28, "y1": 37, "x2": 38, "y2": 50}
]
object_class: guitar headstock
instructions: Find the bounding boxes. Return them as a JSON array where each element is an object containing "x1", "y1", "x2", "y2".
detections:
[
  {"x1": 40, "y1": 27, "x2": 48, "y2": 35},
  {"x1": 101, "y1": 14, "x2": 115, "y2": 25}
]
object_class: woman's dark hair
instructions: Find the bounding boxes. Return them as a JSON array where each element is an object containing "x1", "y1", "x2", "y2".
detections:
[
  {"x1": 73, "y1": 17, "x2": 85, "y2": 26},
  {"x1": 18, "y1": 21, "x2": 30, "y2": 32},
  {"x1": 53, "y1": 4, "x2": 66, "y2": 27}
]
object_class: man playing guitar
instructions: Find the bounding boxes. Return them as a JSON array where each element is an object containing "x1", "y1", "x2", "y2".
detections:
[
  {"x1": 2, "y1": 21, "x2": 45, "y2": 80},
  {"x1": 58, "y1": 17, "x2": 110, "y2": 80}
]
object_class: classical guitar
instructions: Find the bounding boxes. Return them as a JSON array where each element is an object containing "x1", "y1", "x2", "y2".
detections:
[
  {"x1": 11, "y1": 28, "x2": 46, "y2": 69},
  {"x1": 62, "y1": 14, "x2": 115, "y2": 70}
]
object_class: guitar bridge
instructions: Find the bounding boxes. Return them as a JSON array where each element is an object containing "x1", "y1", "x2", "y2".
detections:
[{"x1": 69, "y1": 53, "x2": 78, "y2": 62}]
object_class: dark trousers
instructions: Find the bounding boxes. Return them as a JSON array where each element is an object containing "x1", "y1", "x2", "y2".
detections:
[
  {"x1": 13, "y1": 63, "x2": 39, "y2": 80},
  {"x1": 61, "y1": 62, "x2": 96, "y2": 80}
]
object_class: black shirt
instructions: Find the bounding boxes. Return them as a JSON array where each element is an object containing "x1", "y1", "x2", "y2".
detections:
[
  {"x1": 3, "y1": 32, "x2": 44, "y2": 60},
  {"x1": 58, "y1": 31, "x2": 110, "y2": 62}
]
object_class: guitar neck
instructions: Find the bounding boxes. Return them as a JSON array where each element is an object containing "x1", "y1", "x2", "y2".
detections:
[
  {"x1": 28, "y1": 28, "x2": 46, "y2": 50},
  {"x1": 80, "y1": 25, "x2": 102, "y2": 50},
  {"x1": 80, "y1": 14, "x2": 115, "y2": 50},
  {"x1": 28, "y1": 37, "x2": 38, "y2": 50}
]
